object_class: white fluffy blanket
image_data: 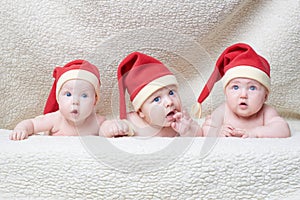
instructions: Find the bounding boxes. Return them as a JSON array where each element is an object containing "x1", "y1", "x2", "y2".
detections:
[
  {"x1": 1, "y1": 120, "x2": 300, "y2": 199},
  {"x1": 1, "y1": 0, "x2": 300, "y2": 199}
]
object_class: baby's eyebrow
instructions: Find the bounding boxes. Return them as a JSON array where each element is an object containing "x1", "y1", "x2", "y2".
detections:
[
  {"x1": 167, "y1": 86, "x2": 177, "y2": 90},
  {"x1": 230, "y1": 81, "x2": 240, "y2": 84},
  {"x1": 247, "y1": 81, "x2": 259, "y2": 85}
]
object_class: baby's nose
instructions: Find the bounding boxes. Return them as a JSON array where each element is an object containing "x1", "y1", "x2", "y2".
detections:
[
  {"x1": 240, "y1": 89, "x2": 248, "y2": 98},
  {"x1": 72, "y1": 97, "x2": 80, "y2": 105},
  {"x1": 164, "y1": 96, "x2": 174, "y2": 107}
]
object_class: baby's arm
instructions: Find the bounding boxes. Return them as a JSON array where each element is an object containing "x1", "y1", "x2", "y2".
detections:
[
  {"x1": 10, "y1": 119, "x2": 35, "y2": 140},
  {"x1": 171, "y1": 111, "x2": 203, "y2": 137},
  {"x1": 202, "y1": 104, "x2": 227, "y2": 137},
  {"x1": 241, "y1": 105, "x2": 291, "y2": 138},
  {"x1": 203, "y1": 115, "x2": 236, "y2": 137},
  {"x1": 9, "y1": 114, "x2": 55, "y2": 140},
  {"x1": 99, "y1": 119, "x2": 134, "y2": 137}
]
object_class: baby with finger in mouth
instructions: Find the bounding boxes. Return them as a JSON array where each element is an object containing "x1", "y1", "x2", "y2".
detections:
[{"x1": 100, "y1": 52, "x2": 203, "y2": 137}]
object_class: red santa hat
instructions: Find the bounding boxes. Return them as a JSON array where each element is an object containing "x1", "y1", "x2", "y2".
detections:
[
  {"x1": 118, "y1": 52, "x2": 178, "y2": 119},
  {"x1": 192, "y1": 43, "x2": 271, "y2": 118},
  {"x1": 44, "y1": 59, "x2": 101, "y2": 114}
]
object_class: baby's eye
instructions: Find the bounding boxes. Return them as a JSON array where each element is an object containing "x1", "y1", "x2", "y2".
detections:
[
  {"x1": 249, "y1": 86, "x2": 257, "y2": 91},
  {"x1": 66, "y1": 92, "x2": 72, "y2": 97},
  {"x1": 169, "y1": 90, "x2": 175, "y2": 96},
  {"x1": 232, "y1": 85, "x2": 239, "y2": 90},
  {"x1": 81, "y1": 93, "x2": 88, "y2": 98},
  {"x1": 153, "y1": 97, "x2": 161, "y2": 102}
]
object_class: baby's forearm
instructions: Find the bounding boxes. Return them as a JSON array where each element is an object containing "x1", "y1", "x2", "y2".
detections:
[
  {"x1": 247, "y1": 118, "x2": 290, "y2": 138},
  {"x1": 184, "y1": 121, "x2": 203, "y2": 137},
  {"x1": 14, "y1": 119, "x2": 35, "y2": 135}
]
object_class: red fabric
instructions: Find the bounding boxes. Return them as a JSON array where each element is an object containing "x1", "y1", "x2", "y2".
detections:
[
  {"x1": 197, "y1": 43, "x2": 270, "y2": 104},
  {"x1": 117, "y1": 52, "x2": 173, "y2": 119},
  {"x1": 43, "y1": 60, "x2": 100, "y2": 114}
]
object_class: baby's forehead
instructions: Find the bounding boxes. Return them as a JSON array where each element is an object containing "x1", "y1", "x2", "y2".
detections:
[
  {"x1": 149, "y1": 84, "x2": 178, "y2": 96},
  {"x1": 62, "y1": 79, "x2": 95, "y2": 89},
  {"x1": 156, "y1": 84, "x2": 177, "y2": 92},
  {"x1": 229, "y1": 77, "x2": 261, "y2": 85}
]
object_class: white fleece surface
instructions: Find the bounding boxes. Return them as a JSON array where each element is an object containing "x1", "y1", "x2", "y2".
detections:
[
  {"x1": 1, "y1": 0, "x2": 300, "y2": 199},
  {"x1": 1, "y1": 120, "x2": 300, "y2": 199}
]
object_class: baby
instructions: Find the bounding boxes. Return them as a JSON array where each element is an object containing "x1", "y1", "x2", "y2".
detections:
[
  {"x1": 10, "y1": 60, "x2": 117, "y2": 140},
  {"x1": 100, "y1": 52, "x2": 203, "y2": 137},
  {"x1": 193, "y1": 43, "x2": 290, "y2": 138}
]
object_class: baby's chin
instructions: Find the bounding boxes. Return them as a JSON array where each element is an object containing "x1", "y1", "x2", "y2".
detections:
[{"x1": 235, "y1": 110, "x2": 257, "y2": 118}]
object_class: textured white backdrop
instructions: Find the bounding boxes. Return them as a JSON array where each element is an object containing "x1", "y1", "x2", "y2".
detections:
[{"x1": 1, "y1": 0, "x2": 299, "y2": 129}]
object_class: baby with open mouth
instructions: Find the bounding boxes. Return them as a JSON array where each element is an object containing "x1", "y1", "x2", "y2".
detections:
[
  {"x1": 10, "y1": 60, "x2": 125, "y2": 140},
  {"x1": 99, "y1": 52, "x2": 203, "y2": 137},
  {"x1": 195, "y1": 43, "x2": 290, "y2": 138}
]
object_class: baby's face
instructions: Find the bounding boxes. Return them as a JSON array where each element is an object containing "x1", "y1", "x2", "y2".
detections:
[
  {"x1": 225, "y1": 78, "x2": 268, "y2": 117},
  {"x1": 138, "y1": 85, "x2": 182, "y2": 127},
  {"x1": 58, "y1": 79, "x2": 97, "y2": 122}
]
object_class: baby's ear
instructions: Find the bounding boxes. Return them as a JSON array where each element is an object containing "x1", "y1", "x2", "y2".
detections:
[
  {"x1": 137, "y1": 109, "x2": 145, "y2": 118},
  {"x1": 94, "y1": 94, "x2": 98, "y2": 105},
  {"x1": 265, "y1": 92, "x2": 269, "y2": 101}
]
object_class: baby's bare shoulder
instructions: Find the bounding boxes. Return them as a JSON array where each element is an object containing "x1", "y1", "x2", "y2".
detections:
[
  {"x1": 262, "y1": 104, "x2": 279, "y2": 116},
  {"x1": 126, "y1": 112, "x2": 146, "y2": 126},
  {"x1": 33, "y1": 111, "x2": 59, "y2": 122},
  {"x1": 262, "y1": 104, "x2": 285, "y2": 122},
  {"x1": 127, "y1": 112, "x2": 138, "y2": 119},
  {"x1": 96, "y1": 114, "x2": 106, "y2": 125}
]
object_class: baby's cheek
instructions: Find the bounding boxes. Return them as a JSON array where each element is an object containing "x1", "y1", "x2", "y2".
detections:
[{"x1": 148, "y1": 105, "x2": 165, "y2": 126}]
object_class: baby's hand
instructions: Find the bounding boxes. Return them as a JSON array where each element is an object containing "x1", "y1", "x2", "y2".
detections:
[
  {"x1": 222, "y1": 127, "x2": 253, "y2": 138},
  {"x1": 9, "y1": 130, "x2": 29, "y2": 140},
  {"x1": 231, "y1": 128, "x2": 255, "y2": 138},
  {"x1": 171, "y1": 111, "x2": 194, "y2": 136},
  {"x1": 219, "y1": 124, "x2": 235, "y2": 137},
  {"x1": 99, "y1": 119, "x2": 132, "y2": 137}
]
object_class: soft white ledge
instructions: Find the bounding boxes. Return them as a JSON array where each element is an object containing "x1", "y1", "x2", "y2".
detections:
[{"x1": 1, "y1": 120, "x2": 300, "y2": 199}]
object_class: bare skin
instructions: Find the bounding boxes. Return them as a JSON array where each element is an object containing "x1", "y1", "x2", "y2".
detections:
[
  {"x1": 203, "y1": 78, "x2": 290, "y2": 138},
  {"x1": 10, "y1": 79, "x2": 109, "y2": 140},
  {"x1": 100, "y1": 85, "x2": 203, "y2": 137}
]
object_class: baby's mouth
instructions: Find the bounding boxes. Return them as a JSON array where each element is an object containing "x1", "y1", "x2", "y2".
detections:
[
  {"x1": 71, "y1": 109, "x2": 78, "y2": 114},
  {"x1": 166, "y1": 110, "x2": 176, "y2": 118},
  {"x1": 239, "y1": 102, "x2": 248, "y2": 107}
]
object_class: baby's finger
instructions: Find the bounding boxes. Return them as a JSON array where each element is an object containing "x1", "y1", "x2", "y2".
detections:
[
  {"x1": 172, "y1": 112, "x2": 182, "y2": 121},
  {"x1": 21, "y1": 131, "x2": 28, "y2": 140},
  {"x1": 112, "y1": 125, "x2": 121, "y2": 136},
  {"x1": 171, "y1": 121, "x2": 181, "y2": 133},
  {"x1": 182, "y1": 110, "x2": 191, "y2": 119},
  {"x1": 9, "y1": 132, "x2": 15, "y2": 140},
  {"x1": 118, "y1": 121, "x2": 129, "y2": 133},
  {"x1": 242, "y1": 134, "x2": 249, "y2": 138},
  {"x1": 17, "y1": 131, "x2": 27, "y2": 140},
  {"x1": 15, "y1": 132, "x2": 21, "y2": 140},
  {"x1": 221, "y1": 127, "x2": 233, "y2": 137},
  {"x1": 232, "y1": 128, "x2": 246, "y2": 137},
  {"x1": 11, "y1": 131, "x2": 20, "y2": 140},
  {"x1": 223, "y1": 131, "x2": 232, "y2": 137}
]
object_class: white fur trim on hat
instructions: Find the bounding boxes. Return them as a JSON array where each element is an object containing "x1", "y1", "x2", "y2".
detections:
[
  {"x1": 132, "y1": 75, "x2": 178, "y2": 111},
  {"x1": 222, "y1": 66, "x2": 271, "y2": 91},
  {"x1": 56, "y1": 69, "x2": 100, "y2": 101}
]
